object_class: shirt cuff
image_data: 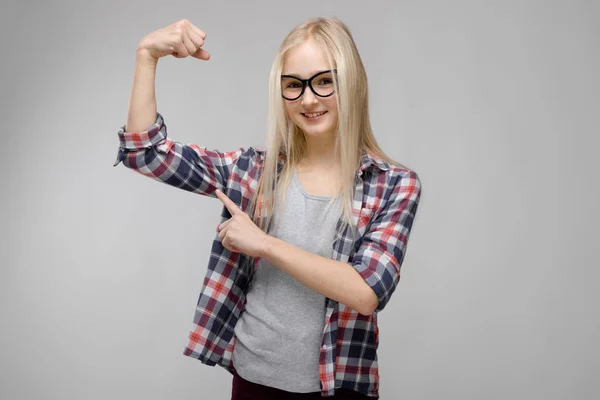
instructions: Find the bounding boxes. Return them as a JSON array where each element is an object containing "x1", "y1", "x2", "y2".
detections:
[
  {"x1": 117, "y1": 112, "x2": 165, "y2": 150},
  {"x1": 113, "y1": 112, "x2": 165, "y2": 167}
]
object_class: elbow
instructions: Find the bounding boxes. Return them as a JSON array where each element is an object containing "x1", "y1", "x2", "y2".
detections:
[{"x1": 355, "y1": 287, "x2": 379, "y2": 316}]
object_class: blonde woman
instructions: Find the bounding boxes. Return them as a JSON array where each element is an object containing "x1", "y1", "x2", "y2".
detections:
[{"x1": 114, "y1": 17, "x2": 422, "y2": 400}]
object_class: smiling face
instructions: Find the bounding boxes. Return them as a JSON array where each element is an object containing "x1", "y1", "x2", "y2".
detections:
[{"x1": 282, "y1": 39, "x2": 339, "y2": 140}]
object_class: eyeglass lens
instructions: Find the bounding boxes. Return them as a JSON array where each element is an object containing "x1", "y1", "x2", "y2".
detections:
[{"x1": 281, "y1": 70, "x2": 336, "y2": 100}]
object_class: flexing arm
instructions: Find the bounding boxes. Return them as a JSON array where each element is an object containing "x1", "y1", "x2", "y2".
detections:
[
  {"x1": 125, "y1": 48, "x2": 159, "y2": 134},
  {"x1": 113, "y1": 20, "x2": 244, "y2": 196}
]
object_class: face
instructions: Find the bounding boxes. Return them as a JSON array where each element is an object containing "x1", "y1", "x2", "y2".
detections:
[{"x1": 282, "y1": 39, "x2": 338, "y2": 140}]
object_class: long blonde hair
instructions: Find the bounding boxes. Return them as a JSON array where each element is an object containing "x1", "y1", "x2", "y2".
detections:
[{"x1": 250, "y1": 17, "x2": 408, "y2": 234}]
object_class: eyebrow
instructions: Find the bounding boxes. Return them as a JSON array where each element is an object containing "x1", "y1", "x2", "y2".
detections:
[{"x1": 281, "y1": 69, "x2": 331, "y2": 79}]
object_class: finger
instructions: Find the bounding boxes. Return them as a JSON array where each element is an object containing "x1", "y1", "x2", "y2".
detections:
[
  {"x1": 217, "y1": 219, "x2": 232, "y2": 232},
  {"x1": 215, "y1": 189, "x2": 241, "y2": 215},
  {"x1": 187, "y1": 25, "x2": 205, "y2": 47},
  {"x1": 181, "y1": 32, "x2": 196, "y2": 58},
  {"x1": 220, "y1": 232, "x2": 240, "y2": 253},
  {"x1": 192, "y1": 47, "x2": 211, "y2": 60},
  {"x1": 189, "y1": 23, "x2": 207, "y2": 39},
  {"x1": 172, "y1": 39, "x2": 188, "y2": 58},
  {"x1": 218, "y1": 222, "x2": 230, "y2": 241}
]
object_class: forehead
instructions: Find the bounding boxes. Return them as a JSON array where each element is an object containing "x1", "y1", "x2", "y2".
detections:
[{"x1": 282, "y1": 39, "x2": 330, "y2": 78}]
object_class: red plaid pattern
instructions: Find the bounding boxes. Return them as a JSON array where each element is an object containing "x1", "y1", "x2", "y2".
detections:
[{"x1": 114, "y1": 113, "x2": 422, "y2": 398}]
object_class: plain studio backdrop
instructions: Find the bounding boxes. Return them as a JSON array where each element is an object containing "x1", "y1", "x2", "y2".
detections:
[{"x1": 1, "y1": 0, "x2": 598, "y2": 399}]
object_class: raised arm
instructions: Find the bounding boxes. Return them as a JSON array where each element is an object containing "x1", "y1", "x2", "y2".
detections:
[{"x1": 113, "y1": 19, "x2": 244, "y2": 197}]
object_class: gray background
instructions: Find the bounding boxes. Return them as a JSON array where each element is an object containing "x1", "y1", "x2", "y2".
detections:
[{"x1": 1, "y1": 0, "x2": 598, "y2": 399}]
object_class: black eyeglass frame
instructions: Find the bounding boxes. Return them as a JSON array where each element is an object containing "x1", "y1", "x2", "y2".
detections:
[{"x1": 280, "y1": 69, "x2": 338, "y2": 101}]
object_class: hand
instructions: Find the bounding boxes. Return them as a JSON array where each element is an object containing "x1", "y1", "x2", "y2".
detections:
[
  {"x1": 215, "y1": 189, "x2": 269, "y2": 257},
  {"x1": 137, "y1": 19, "x2": 210, "y2": 61}
]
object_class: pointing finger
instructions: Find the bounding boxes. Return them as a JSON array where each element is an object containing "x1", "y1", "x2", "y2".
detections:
[
  {"x1": 218, "y1": 218, "x2": 232, "y2": 232},
  {"x1": 215, "y1": 189, "x2": 241, "y2": 215}
]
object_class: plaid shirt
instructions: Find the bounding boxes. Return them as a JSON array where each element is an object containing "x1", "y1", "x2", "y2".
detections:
[{"x1": 113, "y1": 112, "x2": 421, "y2": 398}]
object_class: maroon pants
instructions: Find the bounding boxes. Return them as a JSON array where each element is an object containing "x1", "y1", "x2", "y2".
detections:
[{"x1": 231, "y1": 371, "x2": 372, "y2": 399}]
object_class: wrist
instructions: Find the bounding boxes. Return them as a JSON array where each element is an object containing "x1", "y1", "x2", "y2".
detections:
[
  {"x1": 258, "y1": 234, "x2": 276, "y2": 259},
  {"x1": 135, "y1": 46, "x2": 158, "y2": 66}
]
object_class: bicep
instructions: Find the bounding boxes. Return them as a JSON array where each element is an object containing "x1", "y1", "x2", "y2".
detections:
[{"x1": 113, "y1": 112, "x2": 244, "y2": 196}]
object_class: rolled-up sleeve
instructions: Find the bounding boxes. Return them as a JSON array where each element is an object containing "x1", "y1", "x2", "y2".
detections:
[
  {"x1": 113, "y1": 112, "x2": 244, "y2": 197},
  {"x1": 351, "y1": 170, "x2": 422, "y2": 312}
]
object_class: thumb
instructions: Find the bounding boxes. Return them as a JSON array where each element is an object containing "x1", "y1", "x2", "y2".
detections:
[{"x1": 192, "y1": 48, "x2": 211, "y2": 60}]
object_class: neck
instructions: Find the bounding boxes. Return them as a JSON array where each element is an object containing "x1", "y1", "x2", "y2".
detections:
[{"x1": 300, "y1": 132, "x2": 338, "y2": 169}]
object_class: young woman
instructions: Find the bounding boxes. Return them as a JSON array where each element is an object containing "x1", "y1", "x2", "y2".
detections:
[{"x1": 114, "y1": 17, "x2": 422, "y2": 399}]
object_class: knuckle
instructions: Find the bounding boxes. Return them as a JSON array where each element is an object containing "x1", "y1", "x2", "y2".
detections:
[{"x1": 174, "y1": 25, "x2": 185, "y2": 35}]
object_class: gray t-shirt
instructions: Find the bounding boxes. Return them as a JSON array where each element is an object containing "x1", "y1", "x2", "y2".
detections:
[{"x1": 232, "y1": 167, "x2": 343, "y2": 393}]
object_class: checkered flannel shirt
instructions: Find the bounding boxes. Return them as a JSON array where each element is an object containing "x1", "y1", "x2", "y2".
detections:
[{"x1": 113, "y1": 112, "x2": 422, "y2": 398}]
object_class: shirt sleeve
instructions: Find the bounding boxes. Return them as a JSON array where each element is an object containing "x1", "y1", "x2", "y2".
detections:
[
  {"x1": 351, "y1": 170, "x2": 422, "y2": 312},
  {"x1": 113, "y1": 112, "x2": 245, "y2": 197}
]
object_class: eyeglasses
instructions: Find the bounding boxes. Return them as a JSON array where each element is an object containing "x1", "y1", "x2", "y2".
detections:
[{"x1": 281, "y1": 69, "x2": 337, "y2": 101}]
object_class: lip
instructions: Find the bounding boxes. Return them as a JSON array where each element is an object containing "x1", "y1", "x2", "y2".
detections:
[{"x1": 301, "y1": 111, "x2": 328, "y2": 121}]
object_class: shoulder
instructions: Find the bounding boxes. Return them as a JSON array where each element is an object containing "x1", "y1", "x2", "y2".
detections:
[
  {"x1": 364, "y1": 154, "x2": 422, "y2": 205},
  {"x1": 237, "y1": 147, "x2": 286, "y2": 167},
  {"x1": 366, "y1": 153, "x2": 420, "y2": 187},
  {"x1": 238, "y1": 146, "x2": 272, "y2": 161},
  {"x1": 387, "y1": 165, "x2": 421, "y2": 191},
  {"x1": 231, "y1": 146, "x2": 265, "y2": 169}
]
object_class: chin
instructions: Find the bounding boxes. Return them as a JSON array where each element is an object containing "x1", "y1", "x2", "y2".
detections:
[
  {"x1": 302, "y1": 127, "x2": 334, "y2": 137},
  {"x1": 294, "y1": 119, "x2": 336, "y2": 138}
]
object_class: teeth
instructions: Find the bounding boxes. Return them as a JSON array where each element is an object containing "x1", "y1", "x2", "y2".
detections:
[{"x1": 304, "y1": 111, "x2": 326, "y2": 118}]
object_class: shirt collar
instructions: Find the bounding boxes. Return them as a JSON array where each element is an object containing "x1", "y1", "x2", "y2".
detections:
[{"x1": 359, "y1": 150, "x2": 390, "y2": 173}]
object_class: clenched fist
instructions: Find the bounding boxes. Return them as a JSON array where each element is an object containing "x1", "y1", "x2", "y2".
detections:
[{"x1": 137, "y1": 19, "x2": 210, "y2": 61}]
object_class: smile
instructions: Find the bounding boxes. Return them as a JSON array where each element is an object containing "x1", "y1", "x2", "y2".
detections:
[{"x1": 302, "y1": 111, "x2": 327, "y2": 120}]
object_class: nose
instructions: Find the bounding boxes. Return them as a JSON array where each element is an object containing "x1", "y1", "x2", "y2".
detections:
[{"x1": 300, "y1": 87, "x2": 318, "y2": 106}]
